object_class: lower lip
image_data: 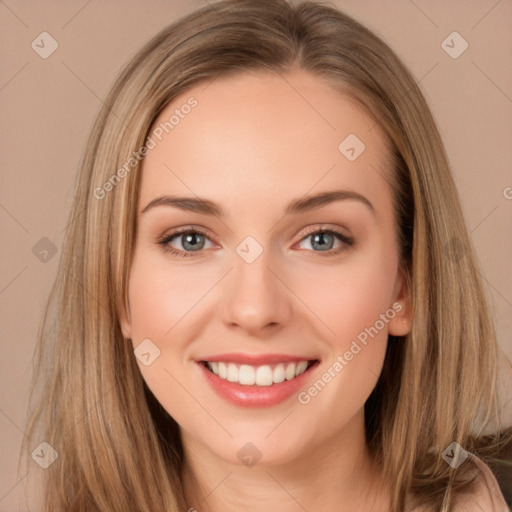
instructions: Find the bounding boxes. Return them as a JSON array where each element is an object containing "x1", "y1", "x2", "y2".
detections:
[{"x1": 197, "y1": 361, "x2": 319, "y2": 408}]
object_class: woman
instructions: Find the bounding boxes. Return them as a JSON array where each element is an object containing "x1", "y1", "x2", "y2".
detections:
[{"x1": 23, "y1": 0, "x2": 511, "y2": 510}]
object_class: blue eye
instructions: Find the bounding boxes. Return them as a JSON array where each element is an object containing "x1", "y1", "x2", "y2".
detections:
[
  {"x1": 157, "y1": 227, "x2": 354, "y2": 258},
  {"x1": 296, "y1": 228, "x2": 354, "y2": 256},
  {"x1": 158, "y1": 229, "x2": 214, "y2": 257},
  {"x1": 301, "y1": 231, "x2": 337, "y2": 251}
]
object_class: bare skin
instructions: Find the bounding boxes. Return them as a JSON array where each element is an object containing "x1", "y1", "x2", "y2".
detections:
[{"x1": 120, "y1": 68, "x2": 412, "y2": 511}]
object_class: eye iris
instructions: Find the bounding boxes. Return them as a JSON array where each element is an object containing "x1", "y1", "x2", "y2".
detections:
[
  {"x1": 182, "y1": 233, "x2": 205, "y2": 251},
  {"x1": 311, "y1": 232, "x2": 334, "y2": 251}
]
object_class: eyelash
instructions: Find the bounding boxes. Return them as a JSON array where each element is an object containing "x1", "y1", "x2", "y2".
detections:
[{"x1": 156, "y1": 225, "x2": 355, "y2": 258}]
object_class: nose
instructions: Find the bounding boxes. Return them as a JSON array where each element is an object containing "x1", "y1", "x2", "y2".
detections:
[{"x1": 221, "y1": 249, "x2": 292, "y2": 337}]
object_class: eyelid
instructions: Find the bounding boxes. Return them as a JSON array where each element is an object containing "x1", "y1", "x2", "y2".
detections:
[
  {"x1": 159, "y1": 225, "x2": 217, "y2": 242},
  {"x1": 157, "y1": 224, "x2": 220, "y2": 245},
  {"x1": 295, "y1": 223, "x2": 352, "y2": 241},
  {"x1": 292, "y1": 224, "x2": 354, "y2": 254},
  {"x1": 157, "y1": 224, "x2": 354, "y2": 257}
]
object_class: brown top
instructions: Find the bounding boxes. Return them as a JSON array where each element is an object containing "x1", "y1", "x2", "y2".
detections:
[
  {"x1": 410, "y1": 453, "x2": 508, "y2": 511},
  {"x1": 454, "y1": 453, "x2": 508, "y2": 511}
]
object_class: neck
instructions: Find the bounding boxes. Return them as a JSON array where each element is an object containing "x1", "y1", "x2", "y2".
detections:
[{"x1": 181, "y1": 412, "x2": 390, "y2": 512}]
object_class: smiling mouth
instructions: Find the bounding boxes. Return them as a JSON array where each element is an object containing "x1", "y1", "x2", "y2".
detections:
[{"x1": 201, "y1": 360, "x2": 319, "y2": 386}]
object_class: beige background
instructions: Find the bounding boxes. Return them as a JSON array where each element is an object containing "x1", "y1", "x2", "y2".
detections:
[{"x1": 1, "y1": 0, "x2": 511, "y2": 510}]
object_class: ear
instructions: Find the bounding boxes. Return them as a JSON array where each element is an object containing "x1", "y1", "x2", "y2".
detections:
[
  {"x1": 118, "y1": 296, "x2": 133, "y2": 339},
  {"x1": 387, "y1": 266, "x2": 412, "y2": 336}
]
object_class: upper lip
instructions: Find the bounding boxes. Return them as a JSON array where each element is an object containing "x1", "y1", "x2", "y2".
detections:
[{"x1": 197, "y1": 353, "x2": 319, "y2": 365}]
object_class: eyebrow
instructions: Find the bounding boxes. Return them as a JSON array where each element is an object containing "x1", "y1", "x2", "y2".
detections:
[{"x1": 140, "y1": 189, "x2": 375, "y2": 217}]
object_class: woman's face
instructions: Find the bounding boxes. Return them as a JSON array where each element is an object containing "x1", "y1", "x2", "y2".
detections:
[{"x1": 120, "y1": 69, "x2": 411, "y2": 468}]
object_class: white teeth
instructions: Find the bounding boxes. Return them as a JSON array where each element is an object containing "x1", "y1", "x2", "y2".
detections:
[
  {"x1": 273, "y1": 364, "x2": 286, "y2": 383},
  {"x1": 226, "y1": 363, "x2": 238, "y2": 382},
  {"x1": 218, "y1": 362, "x2": 227, "y2": 379},
  {"x1": 295, "y1": 361, "x2": 308, "y2": 376},
  {"x1": 255, "y1": 365, "x2": 273, "y2": 386},
  {"x1": 285, "y1": 362, "x2": 296, "y2": 380},
  {"x1": 205, "y1": 360, "x2": 311, "y2": 386},
  {"x1": 239, "y1": 364, "x2": 255, "y2": 385}
]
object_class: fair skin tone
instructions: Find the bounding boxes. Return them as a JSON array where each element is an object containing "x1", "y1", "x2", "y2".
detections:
[{"x1": 120, "y1": 68, "x2": 412, "y2": 511}]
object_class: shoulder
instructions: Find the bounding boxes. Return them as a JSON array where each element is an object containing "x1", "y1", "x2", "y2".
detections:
[
  {"x1": 408, "y1": 453, "x2": 508, "y2": 512},
  {"x1": 452, "y1": 453, "x2": 508, "y2": 512}
]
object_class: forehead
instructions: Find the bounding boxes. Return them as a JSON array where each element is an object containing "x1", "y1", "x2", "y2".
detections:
[{"x1": 139, "y1": 69, "x2": 393, "y2": 217}]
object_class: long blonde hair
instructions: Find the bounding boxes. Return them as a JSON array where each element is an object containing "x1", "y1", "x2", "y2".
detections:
[{"x1": 22, "y1": 0, "x2": 509, "y2": 510}]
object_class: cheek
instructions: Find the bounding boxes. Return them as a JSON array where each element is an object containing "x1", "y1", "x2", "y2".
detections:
[
  {"x1": 126, "y1": 258, "x2": 214, "y2": 426},
  {"x1": 292, "y1": 252, "x2": 398, "y2": 347},
  {"x1": 127, "y1": 254, "x2": 215, "y2": 341},
  {"x1": 290, "y1": 246, "x2": 398, "y2": 405},
  {"x1": 293, "y1": 260, "x2": 393, "y2": 418}
]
